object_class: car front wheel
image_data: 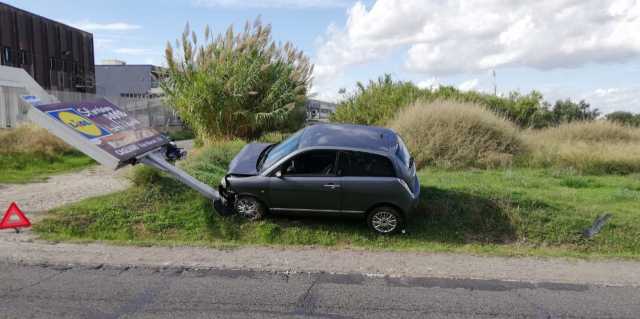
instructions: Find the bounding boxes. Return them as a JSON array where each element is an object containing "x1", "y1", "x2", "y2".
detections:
[
  {"x1": 234, "y1": 196, "x2": 265, "y2": 221},
  {"x1": 367, "y1": 206, "x2": 403, "y2": 235}
]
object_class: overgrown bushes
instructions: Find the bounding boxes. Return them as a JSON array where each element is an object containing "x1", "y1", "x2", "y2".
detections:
[
  {"x1": 523, "y1": 121, "x2": 640, "y2": 174},
  {"x1": 386, "y1": 101, "x2": 640, "y2": 174},
  {"x1": 331, "y1": 75, "x2": 425, "y2": 126},
  {"x1": 389, "y1": 100, "x2": 524, "y2": 169},
  {"x1": 331, "y1": 74, "x2": 598, "y2": 129}
]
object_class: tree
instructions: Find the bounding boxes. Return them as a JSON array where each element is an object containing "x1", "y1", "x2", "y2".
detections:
[
  {"x1": 606, "y1": 111, "x2": 640, "y2": 127},
  {"x1": 550, "y1": 99, "x2": 599, "y2": 124},
  {"x1": 162, "y1": 19, "x2": 313, "y2": 141}
]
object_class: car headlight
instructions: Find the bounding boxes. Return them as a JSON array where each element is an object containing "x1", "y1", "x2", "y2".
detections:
[{"x1": 220, "y1": 176, "x2": 227, "y2": 188}]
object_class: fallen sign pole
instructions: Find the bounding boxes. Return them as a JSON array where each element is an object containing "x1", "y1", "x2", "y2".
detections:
[{"x1": 24, "y1": 97, "x2": 224, "y2": 212}]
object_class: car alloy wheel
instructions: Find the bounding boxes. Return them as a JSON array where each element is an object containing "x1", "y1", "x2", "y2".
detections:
[
  {"x1": 367, "y1": 207, "x2": 403, "y2": 234},
  {"x1": 235, "y1": 196, "x2": 264, "y2": 221}
]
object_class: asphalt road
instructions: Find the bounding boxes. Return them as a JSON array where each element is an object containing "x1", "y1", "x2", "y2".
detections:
[{"x1": 1, "y1": 262, "x2": 638, "y2": 318}]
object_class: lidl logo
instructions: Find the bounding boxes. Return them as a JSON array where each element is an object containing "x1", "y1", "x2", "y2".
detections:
[{"x1": 47, "y1": 108, "x2": 111, "y2": 139}]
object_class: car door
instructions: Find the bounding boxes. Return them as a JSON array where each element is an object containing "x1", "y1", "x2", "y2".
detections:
[
  {"x1": 268, "y1": 150, "x2": 342, "y2": 213},
  {"x1": 339, "y1": 151, "x2": 398, "y2": 214}
]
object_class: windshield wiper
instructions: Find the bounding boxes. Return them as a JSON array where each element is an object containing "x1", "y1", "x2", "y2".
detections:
[{"x1": 256, "y1": 144, "x2": 276, "y2": 171}]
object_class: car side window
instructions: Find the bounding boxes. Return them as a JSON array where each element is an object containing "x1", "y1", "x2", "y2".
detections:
[
  {"x1": 341, "y1": 151, "x2": 396, "y2": 177},
  {"x1": 282, "y1": 150, "x2": 337, "y2": 176}
]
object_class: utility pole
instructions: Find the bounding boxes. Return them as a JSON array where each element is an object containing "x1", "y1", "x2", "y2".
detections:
[{"x1": 492, "y1": 69, "x2": 497, "y2": 96}]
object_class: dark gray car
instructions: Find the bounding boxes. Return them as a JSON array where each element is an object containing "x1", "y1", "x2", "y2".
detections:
[{"x1": 218, "y1": 124, "x2": 420, "y2": 234}]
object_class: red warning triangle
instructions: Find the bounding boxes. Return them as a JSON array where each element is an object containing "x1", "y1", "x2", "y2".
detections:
[{"x1": 0, "y1": 202, "x2": 31, "y2": 230}]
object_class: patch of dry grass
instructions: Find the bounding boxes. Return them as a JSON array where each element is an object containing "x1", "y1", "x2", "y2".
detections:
[
  {"x1": 0, "y1": 124, "x2": 72, "y2": 158},
  {"x1": 0, "y1": 125, "x2": 93, "y2": 183},
  {"x1": 388, "y1": 100, "x2": 524, "y2": 169},
  {"x1": 524, "y1": 121, "x2": 640, "y2": 174}
]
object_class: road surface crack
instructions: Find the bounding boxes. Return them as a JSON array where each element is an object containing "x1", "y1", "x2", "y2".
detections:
[
  {"x1": 293, "y1": 274, "x2": 322, "y2": 316},
  {"x1": 0, "y1": 267, "x2": 67, "y2": 298}
]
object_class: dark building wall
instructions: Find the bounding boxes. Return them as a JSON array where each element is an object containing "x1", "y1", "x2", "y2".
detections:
[{"x1": 0, "y1": 2, "x2": 95, "y2": 93}]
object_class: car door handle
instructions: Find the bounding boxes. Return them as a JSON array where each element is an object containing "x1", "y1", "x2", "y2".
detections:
[{"x1": 323, "y1": 183, "x2": 341, "y2": 189}]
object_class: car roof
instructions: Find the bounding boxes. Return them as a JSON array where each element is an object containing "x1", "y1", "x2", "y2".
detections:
[{"x1": 298, "y1": 123, "x2": 398, "y2": 153}]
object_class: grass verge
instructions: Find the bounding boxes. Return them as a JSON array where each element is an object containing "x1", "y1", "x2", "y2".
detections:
[
  {"x1": 34, "y1": 142, "x2": 640, "y2": 259},
  {"x1": 0, "y1": 125, "x2": 95, "y2": 183},
  {"x1": 0, "y1": 152, "x2": 94, "y2": 184}
]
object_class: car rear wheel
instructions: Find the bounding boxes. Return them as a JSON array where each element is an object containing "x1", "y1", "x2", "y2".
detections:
[
  {"x1": 367, "y1": 206, "x2": 403, "y2": 235},
  {"x1": 234, "y1": 196, "x2": 265, "y2": 221}
]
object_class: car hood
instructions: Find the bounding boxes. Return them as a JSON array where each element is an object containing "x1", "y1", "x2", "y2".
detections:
[{"x1": 227, "y1": 142, "x2": 272, "y2": 176}]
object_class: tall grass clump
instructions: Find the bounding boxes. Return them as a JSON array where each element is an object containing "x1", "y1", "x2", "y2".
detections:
[
  {"x1": 0, "y1": 125, "x2": 73, "y2": 159},
  {"x1": 389, "y1": 100, "x2": 524, "y2": 169},
  {"x1": 524, "y1": 121, "x2": 640, "y2": 174},
  {"x1": 163, "y1": 18, "x2": 313, "y2": 141}
]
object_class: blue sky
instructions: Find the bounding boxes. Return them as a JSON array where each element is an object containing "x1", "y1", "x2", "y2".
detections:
[{"x1": 6, "y1": 0, "x2": 640, "y2": 113}]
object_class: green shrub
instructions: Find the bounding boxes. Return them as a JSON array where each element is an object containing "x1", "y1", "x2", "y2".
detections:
[
  {"x1": 331, "y1": 74, "x2": 426, "y2": 126},
  {"x1": 129, "y1": 166, "x2": 163, "y2": 187},
  {"x1": 331, "y1": 75, "x2": 599, "y2": 129},
  {"x1": 182, "y1": 139, "x2": 246, "y2": 185},
  {"x1": 606, "y1": 111, "x2": 640, "y2": 127},
  {"x1": 165, "y1": 129, "x2": 195, "y2": 141},
  {"x1": 162, "y1": 18, "x2": 312, "y2": 141},
  {"x1": 388, "y1": 100, "x2": 524, "y2": 169}
]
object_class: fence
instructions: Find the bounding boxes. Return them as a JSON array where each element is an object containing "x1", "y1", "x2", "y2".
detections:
[
  {"x1": 47, "y1": 90, "x2": 183, "y2": 129},
  {"x1": 0, "y1": 87, "x2": 183, "y2": 130}
]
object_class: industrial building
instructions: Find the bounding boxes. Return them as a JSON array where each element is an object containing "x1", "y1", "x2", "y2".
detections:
[
  {"x1": 95, "y1": 60, "x2": 164, "y2": 97},
  {"x1": 0, "y1": 2, "x2": 95, "y2": 93},
  {"x1": 306, "y1": 99, "x2": 337, "y2": 123}
]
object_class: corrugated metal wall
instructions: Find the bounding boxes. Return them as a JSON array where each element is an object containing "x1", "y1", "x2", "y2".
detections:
[{"x1": 0, "y1": 3, "x2": 95, "y2": 93}]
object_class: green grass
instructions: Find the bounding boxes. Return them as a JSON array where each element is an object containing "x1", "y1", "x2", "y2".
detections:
[
  {"x1": 165, "y1": 129, "x2": 195, "y2": 141},
  {"x1": 0, "y1": 152, "x2": 95, "y2": 184},
  {"x1": 33, "y1": 142, "x2": 640, "y2": 259}
]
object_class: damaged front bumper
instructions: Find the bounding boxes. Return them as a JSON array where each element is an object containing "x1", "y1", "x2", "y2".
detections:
[{"x1": 213, "y1": 176, "x2": 236, "y2": 216}]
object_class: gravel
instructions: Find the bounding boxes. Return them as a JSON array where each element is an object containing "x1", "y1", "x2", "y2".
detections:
[{"x1": 0, "y1": 165, "x2": 131, "y2": 218}]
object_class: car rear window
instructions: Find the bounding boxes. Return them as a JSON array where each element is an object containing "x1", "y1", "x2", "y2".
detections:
[{"x1": 340, "y1": 151, "x2": 395, "y2": 177}]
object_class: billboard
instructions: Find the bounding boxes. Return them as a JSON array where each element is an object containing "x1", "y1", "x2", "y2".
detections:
[{"x1": 28, "y1": 98, "x2": 169, "y2": 168}]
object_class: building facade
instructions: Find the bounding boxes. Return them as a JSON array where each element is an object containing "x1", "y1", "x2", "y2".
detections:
[
  {"x1": 306, "y1": 99, "x2": 337, "y2": 123},
  {"x1": 95, "y1": 62, "x2": 164, "y2": 98},
  {"x1": 0, "y1": 2, "x2": 95, "y2": 93}
]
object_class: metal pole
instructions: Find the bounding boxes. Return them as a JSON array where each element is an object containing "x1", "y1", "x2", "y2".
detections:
[{"x1": 139, "y1": 151, "x2": 220, "y2": 201}]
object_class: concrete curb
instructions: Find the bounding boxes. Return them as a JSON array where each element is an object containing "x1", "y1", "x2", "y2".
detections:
[{"x1": 1, "y1": 230, "x2": 639, "y2": 287}]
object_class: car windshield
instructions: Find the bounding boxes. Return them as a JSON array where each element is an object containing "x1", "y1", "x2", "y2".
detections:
[{"x1": 260, "y1": 130, "x2": 304, "y2": 171}]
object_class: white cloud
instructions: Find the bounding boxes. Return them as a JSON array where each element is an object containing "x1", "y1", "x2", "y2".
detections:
[
  {"x1": 72, "y1": 21, "x2": 141, "y2": 32},
  {"x1": 114, "y1": 48, "x2": 154, "y2": 55},
  {"x1": 314, "y1": 0, "x2": 640, "y2": 84},
  {"x1": 457, "y1": 79, "x2": 479, "y2": 92},
  {"x1": 94, "y1": 38, "x2": 114, "y2": 51},
  {"x1": 417, "y1": 77, "x2": 440, "y2": 90},
  {"x1": 582, "y1": 87, "x2": 640, "y2": 114},
  {"x1": 192, "y1": 0, "x2": 351, "y2": 9}
]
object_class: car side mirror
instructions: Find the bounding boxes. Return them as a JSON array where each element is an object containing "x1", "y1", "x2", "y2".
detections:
[{"x1": 275, "y1": 169, "x2": 283, "y2": 178}]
